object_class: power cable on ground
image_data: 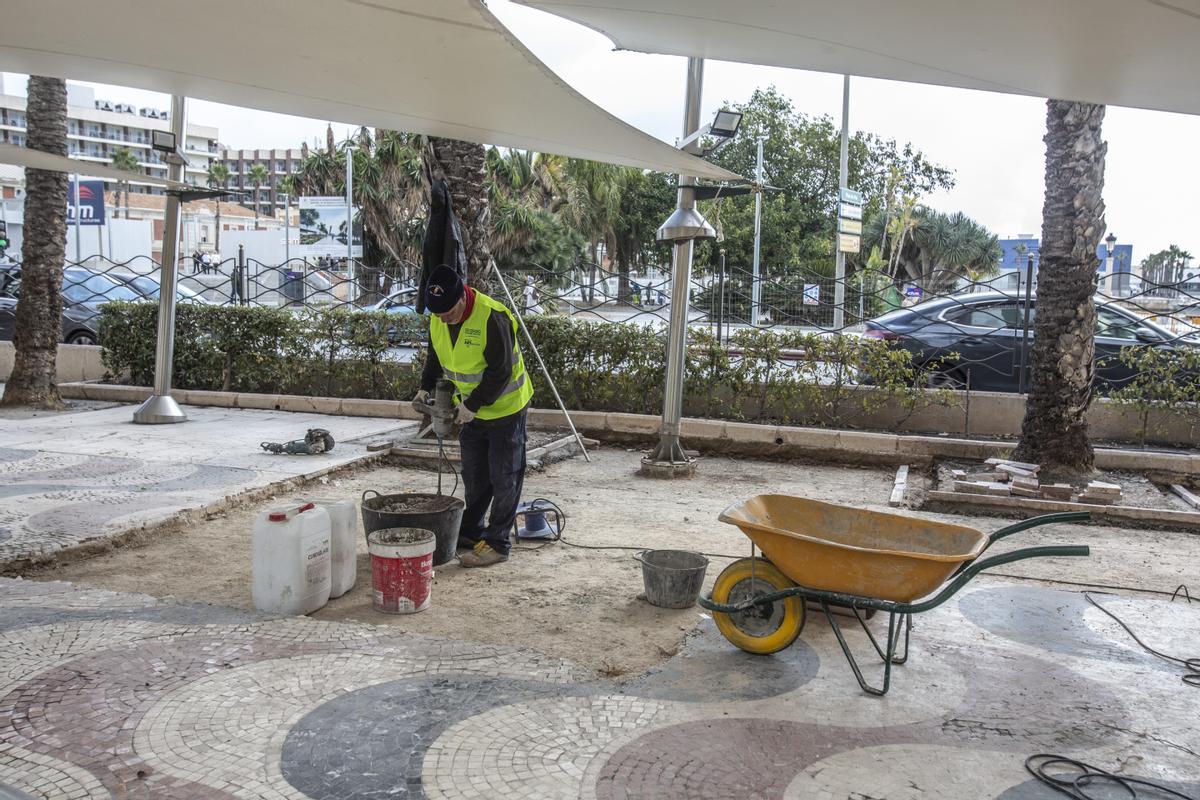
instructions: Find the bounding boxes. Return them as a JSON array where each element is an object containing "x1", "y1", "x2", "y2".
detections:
[
  {"x1": 1025, "y1": 754, "x2": 1196, "y2": 799},
  {"x1": 1082, "y1": 590, "x2": 1199, "y2": 688}
]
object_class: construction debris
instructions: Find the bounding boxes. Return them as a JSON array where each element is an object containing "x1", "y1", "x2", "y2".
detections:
[
  {"x1": 1040, "y1": 484, "x2": 1075, "y2": 500},
  {"x1": 950, "y1": 459, "x2": 1129, "y2": 509},
  {"x1": 889, "y1": 465, "x2": 910, "y2": 507},
  {"x1": 1170, "y1": 484, "x2": 1200, "y2": 510}
]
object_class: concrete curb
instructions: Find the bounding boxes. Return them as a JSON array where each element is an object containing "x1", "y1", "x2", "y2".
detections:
[
  {"x1": 58, "y1": 382, "x2": 1200, "y2": 476},
  {"x1": 926, "y1": 489, "x2": 1200, "y2": 531}
]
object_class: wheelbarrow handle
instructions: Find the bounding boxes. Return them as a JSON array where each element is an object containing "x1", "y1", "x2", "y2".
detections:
[
  {"x1": 908, "y1": 544, "x2": 1090, "y2": 614},
  {"x1": 987, "y1": 512, "x2": 1091, "y2": 545}
]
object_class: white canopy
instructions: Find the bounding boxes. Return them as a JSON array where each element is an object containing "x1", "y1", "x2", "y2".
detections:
[
  {"x1": 519, "y1": 0, "x2": 1200, "y2": 116},
  {"x1": 1, "y1": 0, "x2": 736, "y2": 181},
  {"x1": 0, "y1": 143, "x2": 189, "y2": 188}
]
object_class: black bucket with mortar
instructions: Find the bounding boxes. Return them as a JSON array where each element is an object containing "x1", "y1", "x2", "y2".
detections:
[
  {"x1": 635, "y1": 549, "x2": 709, "y2": 609},
  {"x1": 361, "y1": 490, "x2": 464, "y2": 567}
]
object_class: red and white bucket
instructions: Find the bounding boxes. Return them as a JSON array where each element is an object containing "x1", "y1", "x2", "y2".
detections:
[{"x1": 368, "y1": 527, "x2": 436, "y2": 614}]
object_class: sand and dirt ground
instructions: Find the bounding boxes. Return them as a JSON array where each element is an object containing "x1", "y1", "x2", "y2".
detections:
[{"x1": 36, "y1": 446, "x2": 1199, "y2": 677}]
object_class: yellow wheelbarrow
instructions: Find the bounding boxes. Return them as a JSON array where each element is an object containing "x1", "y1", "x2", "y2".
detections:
[{"x1": 699, "y1": 495, "x2": 1090, "y2": 695}]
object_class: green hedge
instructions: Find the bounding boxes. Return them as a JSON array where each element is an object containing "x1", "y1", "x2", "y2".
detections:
[
  {"x1": 99, "y1": 303, "x2": 945, "y2": 427},
  {"x1": 99, "y1": 302, "x2": 425, "y2": 400}
]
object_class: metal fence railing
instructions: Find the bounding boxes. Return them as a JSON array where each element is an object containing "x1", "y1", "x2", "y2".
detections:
[{"x1": 3, "y1": 250, "x2": 1199, "y2": 417}]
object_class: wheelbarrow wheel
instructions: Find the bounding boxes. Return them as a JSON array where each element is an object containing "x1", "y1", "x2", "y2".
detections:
[{"x1": 711, "y1": 558, "x2": 805, "y2": 655}]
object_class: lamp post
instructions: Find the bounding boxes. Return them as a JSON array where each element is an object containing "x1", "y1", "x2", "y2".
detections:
[
  {"x1": 344, "y1": 144, "x2": 355, "y2": 305},
  {"x1": 132, "y1": 95, "x2": 189, "y2": 424},
  {"x1": 641, "y1": 58, "x2": 735, "y2": 478},
  {"x1": 1104, "y1": 232, "x2": 1117, "y2": 295}
]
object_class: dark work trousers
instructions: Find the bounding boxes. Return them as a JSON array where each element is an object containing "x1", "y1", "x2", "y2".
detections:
[{"x1": 458, "y1": 408, "x2": 527, "y2": 555}]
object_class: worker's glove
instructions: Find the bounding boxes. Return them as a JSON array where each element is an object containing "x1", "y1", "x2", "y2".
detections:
[
  {"x1": 456, "y1": 404, "x2": 477, "y2": 425},
  {"x1": 413, "y1": 389, "x2": 430, "y2": 405}
]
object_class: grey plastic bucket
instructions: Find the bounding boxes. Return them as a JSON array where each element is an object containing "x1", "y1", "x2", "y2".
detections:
[
  {"x1": 361, "y1": 491, "x2": 464, "y2": 567},
  {"x1": 635, "y1": 549, "x2": 709, "y2": 609}
]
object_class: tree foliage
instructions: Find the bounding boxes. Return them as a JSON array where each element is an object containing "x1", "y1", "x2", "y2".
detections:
[
  {"x1": 861, "y1": 206, "x2": 1001, "y2": 292},
  {"x1": 695, "y1": 87, "x2": 956, "y2": 276}
]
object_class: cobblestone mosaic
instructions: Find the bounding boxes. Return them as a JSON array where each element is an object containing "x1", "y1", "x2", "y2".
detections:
[{"x1": 0, "y1": 577, "x2": 1196, "y2": 799}]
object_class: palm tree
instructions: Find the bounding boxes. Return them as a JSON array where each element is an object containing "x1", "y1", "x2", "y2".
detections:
[
  {"x1": 291, "y1": 126, "x2": 426, "y2": 289},
  {"x1": 108, "y1": 146, "x2": 140, "y2": 220},
  {"x1": 862, "y1": 206, "x2": 1000, "y2": 293},
  {"x1": 1, "y1": 76, "x2": 69, "y2": 409},
  {"x1": 426, "y1": 136, "x2": 493, "y2": 290},
  {"x1": 562, "y1": 159, "x2": 628, "y2": 302},
  {"x1": 247, "y1": 163, "x2": 269, "y2": 230},
  {"x1": 1013, "y1": 100, "x2": 1108, "y2": 476},
  {"x1": 206, "y1": 161, "x2": 231, "y2": 253}
]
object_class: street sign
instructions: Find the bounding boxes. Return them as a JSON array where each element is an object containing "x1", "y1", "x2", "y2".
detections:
[
  {"x1": 838, "y1": 233, "x2": 861, "y2": 253},
  {"x1": 839, "y1": 187, "x2": 864, "y2": 205},
  {"x1": 838, "y1": 202, "x2": 862, "y2": 221},
  {"x1": 838, "y1": 218, "x2": 862, "y2": 235},
  {"x1": 298, "y1": 196, "x2": 363, "y2": 257}
]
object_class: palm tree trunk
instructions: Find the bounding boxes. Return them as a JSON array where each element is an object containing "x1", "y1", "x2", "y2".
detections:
[
  {"x1": 427, "y1": 137, "x2": 494, "y2": 292},
  {"x1": 1, "y1": 77, "x2": 68, "y2": 409},
  {"x1": 1014, "y1": 99, "x2": 1106, "y2": 476},
  {"x1": 215, "y1": 201, "x2": 222, "y2": 254}
]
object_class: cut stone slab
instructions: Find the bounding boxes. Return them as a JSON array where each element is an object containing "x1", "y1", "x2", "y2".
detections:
[
  {"x1": 974, "y1": 471, "x2": 1009, "y2": 482},
  {"x1": 997, "y1": 463, "x2": 1036, "y2": 479},
  {"x1": 1012, "y1": 476, "x2": 1040, "y2": 491},
  {"x1": 1011, "y1": 485, "x2": 1042, "y2": 498},
  {"x1": 954, "y1": 480, "x2": 1010, "y2": 496},
  {"x1": 1170, "y1": 484, "x2": 1200, "y2": 510},
  {"x1": 889, "y1": 464, "x2": 909, "y2": 507},
  {"x1": 1078, "y1": 492, "x2": 1119, "y2": 505},
  {"x1": 986, "y1": 457, "x2": 1041, "y2": 473},
  {"x1": 1087, "y1": 481, "x2": 1122, "y2": 495},
  {"x1": 1040, "y1": 484, "x2": 1076, "y2": 500}
]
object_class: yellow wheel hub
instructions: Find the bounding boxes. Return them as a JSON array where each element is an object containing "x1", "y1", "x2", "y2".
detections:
[{"x1": 711, "y1": 557, "x2": 805, "y2": 655}]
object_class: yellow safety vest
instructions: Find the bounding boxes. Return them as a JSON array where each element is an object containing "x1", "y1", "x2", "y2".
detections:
[{"x1": 429, "y1": 290, "x2": 533, "y2": 420}]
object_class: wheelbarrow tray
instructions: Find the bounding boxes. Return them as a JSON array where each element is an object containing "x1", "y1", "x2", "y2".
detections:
[{"x1": 718, "y1": 495, "x2": 988, "y2": 603}]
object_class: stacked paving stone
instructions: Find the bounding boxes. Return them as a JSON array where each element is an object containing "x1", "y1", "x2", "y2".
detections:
[{"x1": 952, "y1": 459, "x2": 1124, "y2": 505}]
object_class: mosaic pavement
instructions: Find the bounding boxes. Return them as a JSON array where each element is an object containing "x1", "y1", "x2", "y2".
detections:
[
  {"x1": 0, "y1": 405, "x2": 414, "y2": 566},
  {"x1": 0, "y1": 578, "x2": 1196, "y2": 799}
]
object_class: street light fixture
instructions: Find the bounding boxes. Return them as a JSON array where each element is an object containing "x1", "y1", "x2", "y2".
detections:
[
  {"x1": 708, "y1": 109, "x2": 743, "y2": 138},
  {"x1": 675, "y1": 108, "x2": 744, "y2": 155}
]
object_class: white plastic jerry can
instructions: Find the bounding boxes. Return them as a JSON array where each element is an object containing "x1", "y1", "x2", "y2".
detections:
[
  {"x1": 301, "y1": 497, "x2": 359, "y2": 598},
  {"x1": 252, "y1": 502, "x2": 332, "y2": 616}
]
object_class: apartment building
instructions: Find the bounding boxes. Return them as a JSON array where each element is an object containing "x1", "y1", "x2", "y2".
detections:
[
  {"x1": 0, "y1": 78, "x2": 218, "y2": 193},
  {"x1": 218, "y1": 148, "x2": 303, "y2": 218}
]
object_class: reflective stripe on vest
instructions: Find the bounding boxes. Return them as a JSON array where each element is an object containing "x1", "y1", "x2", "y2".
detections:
[{"x1": 429, "y1": 291, "x2": 533, "y2": 420}]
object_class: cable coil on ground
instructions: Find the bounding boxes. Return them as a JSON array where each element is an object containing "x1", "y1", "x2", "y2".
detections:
[{"x1": 1025, "y1": 754, "x2": 1196, "y2": 799}]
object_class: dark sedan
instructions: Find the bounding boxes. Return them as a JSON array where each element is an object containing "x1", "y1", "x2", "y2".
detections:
[
  {"x1": 863, "y1": 292, "x2": 1188, "y2": 393},
  {"x1": 0, "y1": 266, "x2": 142, "y2": 345}
]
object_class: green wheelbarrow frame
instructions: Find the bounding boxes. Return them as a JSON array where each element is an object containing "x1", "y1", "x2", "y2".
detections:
[{"x1": 699, "y1": 511, "x2": 1091, "y2": 696}]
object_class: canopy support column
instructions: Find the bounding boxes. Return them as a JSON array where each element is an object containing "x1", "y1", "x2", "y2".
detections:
[{"x1": 133, "y1": 94, "x2": 187, "y2": 425}]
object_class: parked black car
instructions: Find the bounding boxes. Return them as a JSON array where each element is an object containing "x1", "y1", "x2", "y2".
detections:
[
  {"x1": 0, "y1": 265, "x2": 141, "y2": 345},
  {"x1": 863, "y1": 291, "x2": 1189, "y2": 393}
]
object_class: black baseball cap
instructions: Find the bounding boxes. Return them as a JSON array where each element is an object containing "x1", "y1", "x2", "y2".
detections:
[{"x1": 425, "y1": 264, "x2": 464, "y2": 313}]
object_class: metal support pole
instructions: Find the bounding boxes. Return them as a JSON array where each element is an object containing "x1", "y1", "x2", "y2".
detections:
[
  {"x1": 238, "y1": 244, "x2": 246, "y2": 306},
  {"x1": 718, "y1": 248, "x2": 726, "y2": 344},
  {"x1": 642, "y1": 56, "x2": 714, "y2": 476},
  {"x1": 750, "y1": 137, "x2": 765, "y2": 327},
  {"x1": 345, "y1": 145, "x2": 355, "y2": 305},
  {"x1": 489, "y1": 259, "x2": 590, "y2": 462},
  {"x1": 72, "y1": 173, "x2": 81, "y2": 263},
  {"x1": 1017, "y1": 254, "x2": 1034, "y2": 395},
  {"x1": 833, "y1": 74, "x2": 850, "y2": 331},
  {"x1": 133, "y1": 95, "x2": 188, "y2": 424}
]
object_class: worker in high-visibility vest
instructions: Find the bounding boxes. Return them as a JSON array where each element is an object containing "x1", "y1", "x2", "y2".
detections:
[{"x1": 417, "y1": 265, "x2": 534, "y2": 568}]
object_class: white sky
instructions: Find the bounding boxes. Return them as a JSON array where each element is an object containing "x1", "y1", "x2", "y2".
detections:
[{"x1": 6, "y1": 0, "x2": 1200, "y2": 261}]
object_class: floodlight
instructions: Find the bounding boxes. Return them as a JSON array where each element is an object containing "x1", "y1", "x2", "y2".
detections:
[
  {"x1": 709, "y1": 109, "x2": 743, "y2": 138},
  {"x1": 151, "y1": 130, "x2": 177, "y2": 153}
]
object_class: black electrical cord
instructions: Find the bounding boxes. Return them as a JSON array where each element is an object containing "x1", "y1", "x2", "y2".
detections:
[
  {"x1": 1083, "y1": 590, "x2": 1199, "y2": 688},
  {"x1": 1025, "y1": 754, "x2": 1196, "y2": 799},
  {"x1": 437, "y1": 436, "x2": 459, "y2": 498},
  {"x1": 509, "y1": 498, "x2": 744, "y2": 559}
]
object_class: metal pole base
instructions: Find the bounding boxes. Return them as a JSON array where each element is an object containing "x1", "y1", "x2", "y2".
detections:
[
  {"x1": 132, "y1": 394, "x2": 188, "y2": 424},
  {"x1": 639, "y1": 434, "x2": 696, "y2": 478}
]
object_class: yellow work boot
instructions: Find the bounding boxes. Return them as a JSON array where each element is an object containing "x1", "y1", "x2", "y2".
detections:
[{"x1": 459, "y1": 541, "x2": 508, "y2": 568}]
